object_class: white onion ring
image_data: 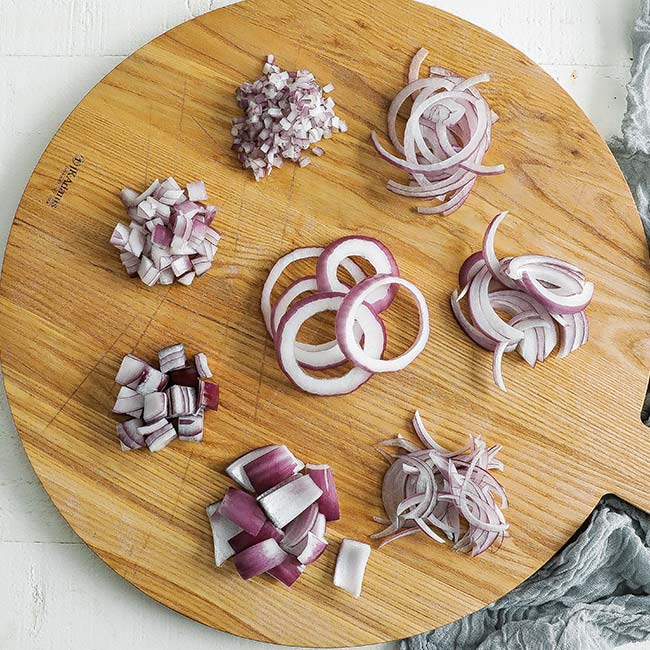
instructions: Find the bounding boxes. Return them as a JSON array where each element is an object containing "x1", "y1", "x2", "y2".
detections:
[
  {"x1": 336, "y1": 274, "x2": 429, "y2": 373},
  {"x1": 275, "y1": 293, "x2": 386, "y2": 396},
  {"x1": 316, "y1": 236, "x2": 400, "y2": 313},
  {"x1": 261, "y1": 246, "x2": 366, "y2": 336}
]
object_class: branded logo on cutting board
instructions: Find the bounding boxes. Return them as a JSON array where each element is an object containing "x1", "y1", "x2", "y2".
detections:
[{"x1": 47, "y1": 154, "x2": 85, "y2": 208}]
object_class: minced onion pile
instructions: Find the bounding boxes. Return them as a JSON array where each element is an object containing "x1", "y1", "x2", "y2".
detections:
[
  {"x1": 232, "y1": 55, "x2": 346, "y2": 180},
  {"x1": 206, "y1": 445, "x2": 339, "y2": 587},
  {"x1": 261, "y1": 236, "x2": 430, "y2": 396},
  {"x1": 371, "y1": 47, "x2": 504, "y2": 215},
  {"x1": 112, "y1": 344, "x2": 219, "y2": 452},
  {"x1": 452, "y1": 212, "x2": 593, "y2": 391},
  {"x1": 110, "y1": 178, "x2": 220, "y2": 286},
  {"x1": 373, "y1": 411, "x2": 508, "y2": 556}
]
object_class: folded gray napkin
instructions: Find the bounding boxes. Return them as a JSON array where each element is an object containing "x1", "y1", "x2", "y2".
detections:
[{"x1": 404, "y1": 3, "x2": 650, "y2": 648}]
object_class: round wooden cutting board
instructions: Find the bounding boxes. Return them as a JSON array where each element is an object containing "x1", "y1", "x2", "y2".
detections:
[{"x1": 2, "y1": 0, "x2": 650, "y2": 645}]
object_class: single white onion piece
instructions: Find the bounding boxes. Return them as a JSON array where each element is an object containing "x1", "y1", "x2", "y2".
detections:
[{"x1": 333, "y1": 539, "x2": 371, "y2": 599}]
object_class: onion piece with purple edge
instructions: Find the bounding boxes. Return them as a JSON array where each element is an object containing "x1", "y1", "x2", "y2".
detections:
[
  {"x1": 271, "y1": 276, "x2": 365, "y2": 371},
  {"x1": 316, "y1": 236, "x2": 400, "y2": 313},
  {"x1": 194, "y1": 352, "x2": 213, "y2": 379},
  {"x1": 207, "y1": 501, "x2": 242, "y2": 567},
  {"x1": 177, "y1": 413, "x2": 204, "y2": 442},
  {"x1": 117, "y1": 418, "x2": 145, "y2": 451},
  {"x1": 333, "y1": 539, "x2": 371, "y2": 598},
  {"x1": 267, "y1": 555, "x2": 305, "y2": 587},
  {"x1": 280, "y1": 503, "x2": 319, "y2": 550},
  {"x1": 275, "y1": 293, "x2": 386, "y2": 396},
  {"x1": 115, "y1": 354, "x2": 148, "y2": 386},
  {"x1": 243, "y1": 444, "x2": 302, "y2": 493},
  {"x1": 305, "y1": 464, "x2": 340, "y2": 521},
  {"x1": 232, "y1": 56, "x2": 345, "y2": 180},
  {"x1": 136, "y1": 366, "x2": 168, "y2": 395},
  {"x1": 142, "y1": 391, "x2": 168, "y2": 423},
  {"x1": 373, "y1": 411, "x2": 509, "y2": 554},
  {"x1": 257, "y1": 474, "x2": 322, "y2": 528},
  {"x1": 187, "y1": 180, "x2": 208, "y2": 201},
  {"x1": 232, "y1": 538, "x2": 288, "y2": 580},
  {"x1": 158, "y1": 343, "x2": 186, "y2": 374},
  {"x1": 169, "y1": 364, "x2": 199, "y2": 387},
  {"x1": 296, "y1": 532, "x2": 328, "y2": 565},
  {"x1": 113, "y1": 386, "x2": 144, "y2": 414},
  {"x1": 229, "y1": 521, "x2": 284, "y2": 554},
  {"x1": 145, "y1": 420, "x2": 177, "y2": 452},
  {"x1": 220, "y1": 488, "x2": 267, "y2": 536},
  {"x1": 260, "y1": 246, "x2": 365, "y2": 338},
  {"x1": 197, "y1": 380, "x2": 219, "y2": 411},
  {"x1": 226, "y1": 445, "x2": 280, "y2": 491},
  {"x1": 336, "y1": 274, "x2": 430, "y2": 373},
  {"x1": 167, "y1": 384, "x2": 197, "y2": 416}
]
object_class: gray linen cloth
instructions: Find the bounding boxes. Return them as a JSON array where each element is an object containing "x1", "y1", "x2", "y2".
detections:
[{"x1": 404, "y1": 3, "x2": 650, "y2": 649}]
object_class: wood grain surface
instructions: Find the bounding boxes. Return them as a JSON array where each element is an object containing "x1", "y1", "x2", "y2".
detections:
[{"x1": 1, "y1": 0, "x2": 649, "y2": 645}]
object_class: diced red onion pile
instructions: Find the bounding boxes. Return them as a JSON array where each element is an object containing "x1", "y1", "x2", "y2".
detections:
[
  {"x1": 112, "y1": 344, "x2": 219, "y2": 452},
  {"x1": 371, "y1": 47, "x2": 504, "y2": 215},
  {"x1": 110, "y1": 177, "x2": 221, "y2": 286},
  {"x1": 232, "y1": 55, "x2": 346, "y2": 180},
  {"x1": 452, "y1": 212, "x2": 593, "y2": 391},
  {"x1": 261, "y1": 236, "x2": 430, "y2": 396},
  {"x1": 373, "y1": 411, "x2": 509, "y2": 556},
  {"x1": 206, "y1": 445, "x2": 340, "y2": 587}
]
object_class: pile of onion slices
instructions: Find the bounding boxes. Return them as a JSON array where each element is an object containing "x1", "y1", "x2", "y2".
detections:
[
  {"x1": 452, "y1": 212, "x2": 593, "y2": 391},
  {"x1": 373, "y1": 411, "x2": 508, "y2": 556},
  {"x1": 371, "y1": 47, "x2": 504, "y2": 215},
  {"x1": 261, "y1": 236, "x2": 430, "y2": 396}
]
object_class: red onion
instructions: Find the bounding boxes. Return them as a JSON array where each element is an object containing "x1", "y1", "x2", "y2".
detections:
[
  {"x1": 112, "y1": 347, "x2": 218, "y2": 451},
  {"x1": 228, "y1": 520, "x2": 284, "y2": 554},
  {"x1": 243, "y1": 444, "x2": 302, "y2": 493},
  {"x1": 257, "y1": 474, "x2": 323, "y2": 528},
  {"x1": 206, "y1": 501, "x2": 242, "y2": 567},
  {"x1": 373, "y1": 411, "x2": 508, "y2": 556},
  {"x1": 117, "y1": 418, "x2": 145, "y2": 451},
  {"x1": 232, "y1": 56, "x2": 345, "y2": 180},
  {"x1": 145, "y1": 420, "x2": 177, "y2": 452},
  {"x1": 194, "y1": 352, "x2": 212, "y2": 379},
  {"x1": 333, "y1": 539, "x2": 371, "y2": 598},
  {"x1": 452, "y1": 212, "x2": 592, "y2": 390},
  {"x1": 207, "y1": 445, "x2": 339, "y2": 587},
  {"x1": 110, "y1": 177, "x2": 220, "y2": 286},
  {"x1": 267, "y1": 555, "x2": 305, "y2": 587},
  {"x1": 232, "y1": 539, "x2": 288, "y2": 580},
  {"x1": 263, "y1": 238, "x2": 430, "y2": 395},
  {"x1": 305, "y1": 465, "x2": 340, "y2": 522},
  {"x1": 335, "y1": 274, "x2": 430, "y2": 373},
  {"x1": 274, "y1": 293, "x2": 386, "y2": 396},
  {"x1": 371, "y1": 48, "x2": 503, "y2": 215},
  {"x1": 158, "y1": 343, "x2": 186, "y2": 374},
  {"x1": 177, "y1": 413, "x2": 204, "y2": 442},
  {"x1": 142, "y1": 392, "x2": 168, "y2": 423},
  {"x1": 220, "y1": 488, "x2": 267, "y2": 536},
  {"x1": 316, "y1": 236, "x2": 400, "y2": 313}
]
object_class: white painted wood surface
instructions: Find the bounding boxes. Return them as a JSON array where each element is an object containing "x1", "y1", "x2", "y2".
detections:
[{"x1": 0, "y1": 1, "x2": 642, "y2": 648}]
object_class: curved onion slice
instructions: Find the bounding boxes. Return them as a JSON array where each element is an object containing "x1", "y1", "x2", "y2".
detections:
[
  {"x1": 271, "y1": 276, "x2": 363, "y2": 370},
  {"x1": 316, "y1": 236, "x2": 400, "y2": 313},
  {"x1": 371, "y1": 48, "x2": 503, "y2": 215},
  {"x1": 336, "y1": 274, "x2": 430, "y2": 373},
  {"x1": 275, "y1": 293, "x2": 386, "y2": 396},
  {"x1": 260, "y1": 246, "x2": 365, "y2": 336},
  {"x1": 452, "y1": 212, "x2": 592, "y2": 390},
  {"x1": 374, "y1": 412, "x2": 508, "y2": 555}
]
